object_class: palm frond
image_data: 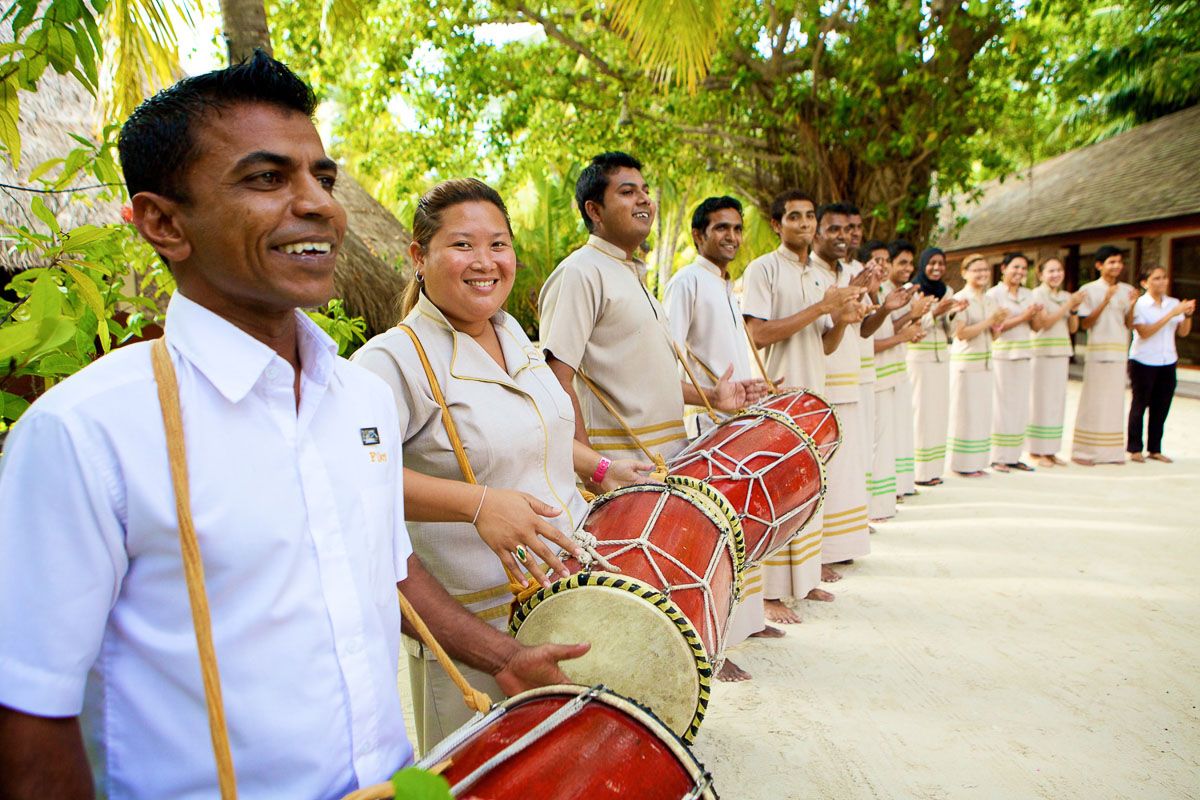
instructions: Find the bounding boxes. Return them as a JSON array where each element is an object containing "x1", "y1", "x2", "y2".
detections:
[
  {"x1": 606, "y1": 0, "x2": 729, "y2": 91},
  {"x1": 98, "y1": 0, "x2": 188, "y2": 124}
]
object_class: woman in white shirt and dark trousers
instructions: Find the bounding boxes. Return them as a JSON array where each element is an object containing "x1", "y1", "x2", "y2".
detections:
[{"x1": 1127, "y1": 266, "x2": 1195, "y2": 462}]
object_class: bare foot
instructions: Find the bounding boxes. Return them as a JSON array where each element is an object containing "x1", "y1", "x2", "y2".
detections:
[
  {"x1": 750, "y1": 625, "x2": 786, "y2": 639},
  {"x1": 990, "y1": 461, "x2": 1011, "y2": 473},
  {"x1": 1050, "y1": 455, "x2": 1068, "y2": 466},
  {"x1": 806, "y1": 587, "x2": 835, "y2": 602},
  {"x1": 1148, "y1": 453, "x2": 1172, "y2": 463},
  {"x1": 1130, "y1": 452, "x2": 1145, "y2": 462},
  {"x1": 764, "y1": 599, "x2": 803, "y2": 624},
  {"x1": 1071, "y1": 457, "x2": 1094, "y2": 467},
  {"x1": 716, "y1": 658, "x2": 752, "y2": 682},
  {"x1": 1033, "y1": 455, "x2": 1055, "y2": 467},
  {"x1": 821, "y1": 565, "x2": 843, "y2": 583}
]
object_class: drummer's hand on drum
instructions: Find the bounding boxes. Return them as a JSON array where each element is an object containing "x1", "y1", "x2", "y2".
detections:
[
  {"x1": 494, "y1": 641, "x2": 592, "y2": 696},
  {"x1": 738, "y1": 378, "x2": 771, "y2": 405},
  {"x1": 600, "y1": 459, "x2": 657, "y2": 492},
  {"x1": 474, "y1": 488, "x2": 583, "y2": 587}
]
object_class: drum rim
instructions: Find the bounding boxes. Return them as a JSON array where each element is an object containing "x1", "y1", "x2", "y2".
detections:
[
  {"x1": 417, "y1": 684, "x2": 719, "y2": 799},
  {"x1": 509, "y1": 571, "x2": 713, "y2": 743},
  {"x1": 752, "y1": 388, "x2": 844, "y2": 464},
  {"x1": 584, "y1": 481, "x2": 747, "y2": 592},
  {"x1": 669, "y1": 417, "x2": 829, "y2": 565}
]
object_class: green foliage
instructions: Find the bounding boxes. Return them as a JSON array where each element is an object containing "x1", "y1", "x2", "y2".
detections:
[
  {"x1": 389, "y1": 766, "x2": 452, "y2": 799},
  {"x1": 306, "y1": 297, "x2": 367, "y2": 356},
  {"x1": 0, "y1": 0, "x2": 108, "y2": 169}
]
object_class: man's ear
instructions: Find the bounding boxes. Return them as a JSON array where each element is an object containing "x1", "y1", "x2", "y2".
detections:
[
  {"x1": 770, "y1": 219, "x2": 781, "y2": 237},
  {"x1": 130, "y1": 192, "x2": 192, "y2": 265},
  {"x1": 584, "y1": 199, "x2": 603, "y2": 230},
  {"x1": 691, "y1": 229, "x2": 703, "y2": 249}
]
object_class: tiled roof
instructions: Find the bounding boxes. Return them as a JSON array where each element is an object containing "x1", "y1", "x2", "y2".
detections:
[{"x1": 937, "y1": 104, "x2": 1200, "y2": 251}]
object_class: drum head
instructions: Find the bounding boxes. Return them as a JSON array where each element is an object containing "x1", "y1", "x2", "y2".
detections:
[{"x1": 511, "y1": 574, "x2": 710, "y2": 741}]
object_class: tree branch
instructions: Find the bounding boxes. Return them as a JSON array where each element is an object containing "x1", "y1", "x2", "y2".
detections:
[{"x1": 512, "y1": 2, "x2": 628, "y2": 84}]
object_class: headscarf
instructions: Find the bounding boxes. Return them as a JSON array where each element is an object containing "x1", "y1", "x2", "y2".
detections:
[{"x1": 916, "y1": 247, "x2": 948, "y2": 299}]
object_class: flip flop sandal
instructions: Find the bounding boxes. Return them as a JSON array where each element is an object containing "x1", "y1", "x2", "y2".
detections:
[
  {"x1": 990, "y1": 462, "x2": 1011, "y2": 473},
  {"x1": 915, "y1": 478, "x2": 943, "y2": 486},
  {"x1": 1148, "y1": 453, "x2": 1173, "y2": 463},
  {"x1": 1007, "y1": 462, "x2": 1035, "y2": 471}
]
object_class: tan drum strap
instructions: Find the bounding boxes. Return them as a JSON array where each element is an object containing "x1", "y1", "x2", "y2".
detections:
[
  {"x1": 151, "y1": 337, "x2": 238, "y2": 800},
  {"x1": 153, "y1": 338, "x2": 484, "y2": 800},
  {"x1": 573, "y1": 369, "x2": 668, "y2": 479},
  {"x1": 396, "y1": 325, "x2": 542, "y2": 608},
  {"x1": 741, "y1": 316, "x2": 779, "y2": 394},
  {"x1": 671, "y1": 341, "x2": 720, "y2": 424}
]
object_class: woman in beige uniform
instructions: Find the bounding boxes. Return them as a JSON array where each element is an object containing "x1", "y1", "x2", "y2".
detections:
[
  {"x1": 353, "y1": 179, "x2": 649, "y2": 752},
  {"x1": 948, "y1": 255, "x2": 1009, "y2": 477},
  {"x1": 985, "y1": 253, "x2": 1042, "y2": 471},
  {"x1": 1028, "y1": 258, "x2": 1084, "y2": 465}
]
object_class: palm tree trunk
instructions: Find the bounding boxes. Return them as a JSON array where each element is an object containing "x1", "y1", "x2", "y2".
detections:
[{"x1": 217, "y1": 0, "x2": 273, "y2": 63}]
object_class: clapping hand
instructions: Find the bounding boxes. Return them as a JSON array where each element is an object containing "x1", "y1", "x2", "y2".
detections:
[
  {"x1": 713, "y1": 364, "x2": 748, "y2": 411},
  {"x1": 883, "y1": 284, "x2": 917, "y2": 311}
]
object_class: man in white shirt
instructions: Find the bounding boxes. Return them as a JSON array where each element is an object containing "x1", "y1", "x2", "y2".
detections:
[
  {"x1": 663, "y1": 196, "x2": 774, "y2": 682},
  {"x1": 741, "y1": 190, "x2": 863, "y2": 623},
  {"x1": 0, "y1": 53, "x2": 584, "y2": 799}
]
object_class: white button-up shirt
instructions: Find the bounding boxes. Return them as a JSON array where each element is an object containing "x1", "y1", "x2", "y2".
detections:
[
  {"x1": 0, "y1": 293, "x2": 414, "y2": 799},
  {"x1": 663, "y1": 256, "x2": 753, "y2": 436},
  {"x1": 1130, "y1": 294, "x2": 1184, "y2": 366}
]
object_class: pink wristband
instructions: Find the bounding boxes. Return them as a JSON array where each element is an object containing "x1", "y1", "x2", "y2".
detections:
[{"x1": 591, "y1": 457, "x2": 612, "y2": 484}]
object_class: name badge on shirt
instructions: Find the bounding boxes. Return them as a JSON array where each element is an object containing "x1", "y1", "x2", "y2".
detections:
[{"x1": 360, "y1": 427, "x2": 380, "y2": 446}]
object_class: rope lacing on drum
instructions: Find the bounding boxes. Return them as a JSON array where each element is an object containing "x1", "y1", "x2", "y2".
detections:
[{"x1": 569, "y1": 528, "x2": 621, "y2": 573}]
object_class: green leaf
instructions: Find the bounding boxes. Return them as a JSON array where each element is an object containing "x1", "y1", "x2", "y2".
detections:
[
  {"x1": 0, "y1": 320, "x2": 39, "y2": 361},
  {"x1": 31, "y1": 315, "x2": 77, "y2": 358},
  {"x1": 61, "y1": 223, "x2": 114, "y2": 249},
  {"x1": 60, "y1": 264, "x2": 108, "y2": 351},
  {"x1": 389, "y1": 767, "x2": 452, "y2": 800},
  {"x1": 0, "y1": 391, "x2": 32, "y2": 422},
  {"x1": 46, "y1": 24, "x2": 78, "y2": 75},
  {"x1": 31, "y1": 197, "x2": 60, "y2": 235},
  {"x1": 0, "y1": 75, "x2": 21, "y2": 169},
  {"x1": 29, "y1": 158, "x2": 65, "y2": 183}
]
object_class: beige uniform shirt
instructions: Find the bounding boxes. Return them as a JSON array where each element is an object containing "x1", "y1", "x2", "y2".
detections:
[
  {"x1": 847, "y1": 260, "x2": 876, "y2": 385},
  {"x1": 741, "y1": 245, "x2": 832, "y2": 395},
  {"x1": 663, "y1": 256, "x2": 753, "y2": 437},
  {"x1": 874, "y1": 280, "x2": 906, "y2": 391},
  {"x1": 949, "y1": 287, "x2": 997, "y2": 372},
  {"x1": 1030, "y1": 285, "x2": 1074, "y2": 359},
  {"x1": 986, "y1": 284, "x2": 1035, "y2": 360},
  {"x1": 908, "y1": 286, "x2": 952, "y2": 364},
  {"x1": 353, "y1": 293, "x2": 589, "y2": 637},
  {"x1": 539, "y1": 234, "x2": 687, "y2": 460},
  {"x1": 813, "y1": 254, "x2": 861, "y2": 403},
  {"x1": 1078, "y1": 279, "x2": 1134, "y2": 363}
]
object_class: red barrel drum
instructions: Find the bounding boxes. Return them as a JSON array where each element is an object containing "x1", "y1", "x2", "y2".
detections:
[
  {"x1": 668, "y1": 409, "x2": 825, "y2": 563},
  {"x1": 415, "y1": 685, "x2": 718, "y2": 799},
  {"x1": 510, "y1": 482, "x2": 744, "y2": 742},
  {"x1": 753, "y1": 388, "x2": 842, "y2": 463}
]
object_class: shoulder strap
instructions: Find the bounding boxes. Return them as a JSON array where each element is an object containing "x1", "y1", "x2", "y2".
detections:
[
  {"x1": 151, "y1": 338, "x2": 239, "y2": 800},
  {"x1": 397, "y1": 324, "x2": 476, "y2": 485}
]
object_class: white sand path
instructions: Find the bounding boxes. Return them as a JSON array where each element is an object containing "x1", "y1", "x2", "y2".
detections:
[
  {"x1": 692, "y1": 382, "x2": 1200, "y2": 799},
  {"x1": 399, "y1": 381, "x2": 1200, "y2": 799}
]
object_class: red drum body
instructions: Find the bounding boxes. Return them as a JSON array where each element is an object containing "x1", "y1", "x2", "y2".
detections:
[
  {"x1": 668, "y1": 410, "x2": 826, "y2": 564},
  {"x1": 510, "y1": 483, "x2": 744, "y2": 741},
  {"x1": 753, "y1": 389, "x2": 842, "y2": 463},
  {"x1": 415, "y1": 685, "x2": 718, "y2": 799}
]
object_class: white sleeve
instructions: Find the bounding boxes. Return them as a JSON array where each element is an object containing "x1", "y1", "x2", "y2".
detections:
[
  {"x1": 0, "y1": 409, "x2": 128, "y2": 716},
  {"x1": 740, "y1": 260, "x2": 772, "y2": 321},
  {"x1": 662, "y1": 272, "x2": 696, "y2": 348}
]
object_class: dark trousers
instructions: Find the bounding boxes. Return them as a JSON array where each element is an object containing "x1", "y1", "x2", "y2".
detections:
[{"x1": 1127, "y1": 359, "x2": 1177, "y2": 454}]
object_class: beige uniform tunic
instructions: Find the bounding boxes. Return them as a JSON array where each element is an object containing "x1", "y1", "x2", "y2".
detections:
[
  {"x1": 881, "y1": 281, "x2": 917, "y2": 492},
  {"x1": 353, "y1": 293, "x2": 589, "y2": 751},
  {"x1": 812, "y1": 255, "x2": 869, "y2": 564},
  {"x1": 948, "y1": 288, "x2": 997, "y2": 473},
  {"x1": 986, "y1": 284, "x2": 1035, "y2": 463},
  {"x1": 539, "y1": 235, "x2": 687, "y2": 461},
  {"x1": 869, "y1": 281, "x2": 902, "y2": 518},
  {"x1": 663, "y1": 256, "x2": 754, "y2": 438},
  {"x1": 741, "y1": 245, "x2": 830, "y2": 599},
  {"x1": 908, "y1": 299, "x2": 952, "y2": 483},
  {"x1": 1071, "y1": 279, "x2": 1135, "y2": 462},
  {"x1": 662, "y1": 255, "x2": 766, "y2": 642},
  {"x1": 1028, "y1": 285, "x2": 1074, "y2": 455}
]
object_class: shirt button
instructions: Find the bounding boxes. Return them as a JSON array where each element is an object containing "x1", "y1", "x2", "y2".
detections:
[
  {"x1": 346, "y1": 637, "x2": 363, "y2": 654},
  {"x1": 265, "y1": 365, "x2": 279, "y2": 381}
]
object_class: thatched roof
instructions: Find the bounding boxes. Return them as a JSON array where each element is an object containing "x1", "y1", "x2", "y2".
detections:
[{"x1": 937, "y1": 104, "x2": 1200, "y2": 252}]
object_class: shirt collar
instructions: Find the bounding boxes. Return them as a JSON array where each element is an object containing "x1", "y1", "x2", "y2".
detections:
[
  {"x1": 414, "y1": 291, "x2": 527, "y2": 384},
  {"x1": 810, "y1": 252, "x2": 836, "y2": 273},
  {"x1": 587, "y1": 234, "x2": 648, "y2": 279},
  {"x1": 692, "y1": 255, "x2": 728, "y2": 280},
  {"x1": 775, "y1": 244, "x2": 805, "y2": 265},
  {"x1": 164, "y1": 291, "x2": 337, "y2": 404}
]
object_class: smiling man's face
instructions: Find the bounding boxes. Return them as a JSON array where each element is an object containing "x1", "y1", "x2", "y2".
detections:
[
  {"x1": 161, "y1": 101, "x2": 347, "y2": 320},
  {"x1": 813, "y1": 212, "x2": 851, "y2": 265},
  {"x1": 695, "y1": 207, "x2": 743, "y2": 269},
  {"x1": 589, "y1": 166, "x2": 655, "y2": 252}
]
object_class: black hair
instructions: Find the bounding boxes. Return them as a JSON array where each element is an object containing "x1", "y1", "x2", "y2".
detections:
[
  {"x1": 691, "y1": 196, "x2": 743, "y2": 233},
  {"x1": 888, "y1": 239, "x2": 916, "y2": 260},
  {"x1": 575, "y1": 151, "x2": 643, "y2": 232},
  {"x1": 1094, "y1": 244, "x2": 1123, "y2": 264},
  {"x1": 858, "y1": 239, "x2": 888, "y2": 262},
  {"x1": 815, "y1": 201, "x2": 857, "y2": 229},
  {"x1": 769, "y1": 189, "x2": 814, "y2": 223},
  {"x1": 118, "y1": 49, "x2": 317, "y2": 203},
  {"x1": 843, "y1": 203, "x2": 862, "y2": 217},
  {"x1": 1140, "y1": 264, "x2": 1167, "y2": 282},
  {"x1": 1000, "y1": 251, "x2": 1030, "y2": 268}
]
